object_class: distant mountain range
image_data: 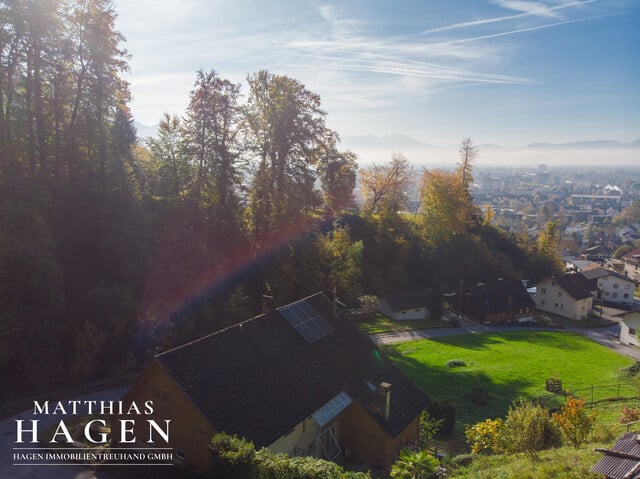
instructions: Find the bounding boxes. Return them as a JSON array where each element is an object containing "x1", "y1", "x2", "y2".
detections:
[
  {"x1": 134, "y1": 122, "x2": 640, "y2": 153},
  {"x1": 341, "y1": 134, "x2": 640, "y2": 151}
]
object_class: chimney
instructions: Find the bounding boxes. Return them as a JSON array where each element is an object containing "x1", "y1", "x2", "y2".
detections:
[
  {"x1": 261, "y1": 295, "x2": 275, "y2": 313},
  {"x1": 379, "y1": 382, "x2": 392, "y2": 420}
]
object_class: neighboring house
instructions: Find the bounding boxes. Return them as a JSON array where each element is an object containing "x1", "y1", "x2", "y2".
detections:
[
  {"x1": 592, "y1": 432, "x2": 640, "y2": 479},
  {"x1": 623, "y1": 248, "x2": 640, "y2": 283},
  {"x1": 618, "y1": 310, "x2": 640, "y2": 347},
  {"x1": 112, "y1": 293, "x2": 429, "y2": 471},
  {"x1": 456, "y1": 280, "x2": 536, "y2": 325},
  {"x1": 581, "y1": 267, "x2": 636, "y2": 306},
  {"x1": 379, "y1": 290, "x2": 431, "y2": 321},
  {"x1": 534, "y1": 273, "x2": 593, "y2": 320}
]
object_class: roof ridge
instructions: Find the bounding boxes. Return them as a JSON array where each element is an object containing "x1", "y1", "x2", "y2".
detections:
[{"x1": 156, "y1": 313, "x2": 268, "y2": 358}]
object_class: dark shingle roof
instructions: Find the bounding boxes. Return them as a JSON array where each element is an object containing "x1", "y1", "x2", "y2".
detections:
[
  {"x1": 592, "y1": 433, "x2": 640, "y2": 479},
  {"x1": 383, "y1": 290, "x2": 431, "y2": 312},
  {"x1": 582, "y1": 267, "x2": 634, "y2": 283},
  {"x1": 554, "y1": 273, "x2": 593, "y2": 300},
  {"x1": 155, "y1": 293, "x2": 429, "y2": 447},
  {"x1": 465, "y1": 280, "x2": 536, "y2": 315}
]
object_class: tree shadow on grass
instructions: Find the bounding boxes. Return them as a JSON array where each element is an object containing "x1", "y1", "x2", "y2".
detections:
[
  {"x1": 389, "y1": 352, "x2": 542, "y2": 430},
  {"x1": 426, "y1": 330, "x2": 590, "y2": 352}
]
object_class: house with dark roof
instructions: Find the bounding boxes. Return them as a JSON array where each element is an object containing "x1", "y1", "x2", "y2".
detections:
[
  {"x1": 581, "y1": 267, "x2": 636, "y2": 306},
  {"x1": 454, "y1": 280, "x2": 536, "y2": 325},
  {"x1": 534, "y1": 273, "x2": 594, "y2": 320},
  {"x1": 592, "y1": 432, "x2": 640, "y2": 479},
  {"x1": 379, "y1": 290, "x2": 431, "y2": 321},
  {"x1": 111, "y1": 293, "x2": 429, "y2": 470},
  {"x1": 623, "y1": 248, "x2": 640, "y2": 283}
]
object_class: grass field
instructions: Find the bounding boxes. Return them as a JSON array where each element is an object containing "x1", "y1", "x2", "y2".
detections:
[
  {"x1": 354, "y1": 314, "x2": 450, "y2": 334},
  {"x1": 384, "y1": 331, "x2": 636, "y2": 432}
]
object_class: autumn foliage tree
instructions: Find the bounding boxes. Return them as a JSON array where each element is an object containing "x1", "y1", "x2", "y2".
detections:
[
  {"x1": 552, "y1": 395, "x2": 597, "y2": 448},
  {"x1": 360, "y1": 153, "x2": 413, "y2": 215}
]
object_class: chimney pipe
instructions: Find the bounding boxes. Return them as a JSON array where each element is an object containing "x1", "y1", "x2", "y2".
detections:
[
  {"x1": 261, "y1": 295, "x2": 275, "y2": 313},
  {"x1": 379, "y1": 382, "x2": 392, "y2": 420}
]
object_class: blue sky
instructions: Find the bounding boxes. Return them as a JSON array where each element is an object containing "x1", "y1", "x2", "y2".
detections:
[{"x1": 114, "y1": 0, "x2": 639, "y2": 148}]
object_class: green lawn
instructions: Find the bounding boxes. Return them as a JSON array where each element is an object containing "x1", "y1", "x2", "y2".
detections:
[
  {"x1": 354, "y1": 314, "x2": 450, "y2": 334},
  {"x1": 384, "y1": 331, "x2": 635, "y2": 431}
]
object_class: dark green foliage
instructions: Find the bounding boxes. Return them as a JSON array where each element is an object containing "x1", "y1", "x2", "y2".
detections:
[
  {"x1": 503, "y1": 402, "x2": 561, "y2": 456},
  {"x1": 208, "y1": 433, "x2": 370, "y2": 479},
  {"x1": 427, "y1": 400, "x2": 457, "y2": 435}
]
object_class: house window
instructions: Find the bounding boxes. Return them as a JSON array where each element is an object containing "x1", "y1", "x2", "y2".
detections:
[
  {"x1": 558, "y1": 292, "x2": 563, "y2": 297},
  {"x1": 414, "y1": 309, "x2": 421, "y2": 312},
  {"x1": 613, "y1": 283, "x2": 619, "y2": 289},
  {"x1": 605, "y1": 292, "x2": 610, "y2": 296},
  {"x1": 560, "y1": 304, "x2": 564, "y2": 310},
  {"x1": 612, "y1": 292, "x2": 618, "y2": 298},
  {"x1": 624, "y1": 294, "x2": 629, "y2": 299},
  {"x1": 541, "y1": 288, "x2": 547, "y2": 294},
  {"x1": 555, "y1": 303, "x2": 559, "y2": 308}
]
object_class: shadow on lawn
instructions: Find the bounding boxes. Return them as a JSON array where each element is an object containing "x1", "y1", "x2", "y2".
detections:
[
  {"x1": 426, "y1": 331, "x2": 590, "y2": 352},
  {"x1": 390, "y1": 352, "x2": 538, "y2": 428}
]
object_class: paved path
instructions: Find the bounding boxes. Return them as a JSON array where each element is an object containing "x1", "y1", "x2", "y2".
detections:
[{"x1": 0, "y1": 387, "x2": 129, "y2": 479}]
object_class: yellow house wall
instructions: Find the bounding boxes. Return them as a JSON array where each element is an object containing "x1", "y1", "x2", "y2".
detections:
[{"x1": 111, "y1": 359, "x2": 216, "y2": 471}]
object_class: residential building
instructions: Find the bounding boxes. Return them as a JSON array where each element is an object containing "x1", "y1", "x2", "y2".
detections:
[
  {"x1": 618, "y1": 310, "x2": 640, "y2": 347},
  {"x1": 581, "y1": 267, "x2": 636, "y2": 306},
  {"x1": 456, "y1": 280, "x2": 536, "y2": 324},
  {"x1": 534, "y1": 273, "x2": 593, "y2": 320},
  {"x1": 623, "y1": 248, "x2": 640, "y2": 283},
  {"x1": 111, "y1": 293, "x2": 429, "y2": 471},
  {"x1": 379, "y1": 290, "x2": 431, "y2": 321}
]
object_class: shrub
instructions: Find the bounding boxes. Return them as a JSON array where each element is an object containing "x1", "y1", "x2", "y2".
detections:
[
  {"x1": 503, "y1": 401, "x2": 561, "y2": 456},
  {"x1": 417, "y1": 410, "x2": 443, "y2": 448},
  {"x1": 390, "y1": 449, "x2": 438, "y2": 479},
  {"x1": 445, "y1": 359, "x2": 466, "y2": 368},
  {"x1": 465, "y1": 418, "x2": 505, "y2": 455},
  {"x1": 552, "y1": 395, "x2": 597, "y2": 448},
  {"x1": 428, "y1": 399, "x2": 456, "y2": 435},
  {"x1": 209, "y1": 433, "x2": 256, "y2": 479},
  {"x1": 620, "y1": 405, "x2": 640, "y2": 424},
  {"x1": 209, "y1": 433, "x2": 371, "y2": 479},
  {"x1": 451, "y1": 453, "x2": 473, "y2": 466}
]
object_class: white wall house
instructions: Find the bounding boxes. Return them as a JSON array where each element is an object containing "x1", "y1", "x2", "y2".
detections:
[
  {"x1": 379, "y1": 291, "x2": 431, "y2": 321},
  {"x1": 582, "y1": 267, "x2": 636, "y2": 306},
  {"x1": 619, "y1": 311, "x2": 640, "y2": 347},
  {"x1": 623, "y1": 248, "x2": 640, "y2": 283},
  {"x1": 534, "y1": 274, "x2": 593, "y2": 320}
]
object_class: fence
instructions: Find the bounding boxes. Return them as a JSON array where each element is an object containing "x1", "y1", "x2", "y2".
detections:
[{"x1": 537, "y1": 381, "x2": 638, "y2": 407}]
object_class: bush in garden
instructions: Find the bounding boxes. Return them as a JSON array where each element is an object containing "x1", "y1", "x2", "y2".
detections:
[
  {"x1": 552, "y1": 395, "x2": 597, "y2": 448},
  {"x1": 465, "y1": 418, "x2": 505, "y2": 455},
  {"x1": 445, "y1": 359, "x2": 466, "y2": 368},
  {"x1": 503, "y1": 401, "x2": 561, "y2": 456},
  {"x1": 209, "y1": 433, "x2": 371, "y2": 479},
  {"x1": 428, "y1": 399, "x2": 456, "y2": 435},
  {"x1": 620, "y1": 405, "x2": 640, "y2": 424}
]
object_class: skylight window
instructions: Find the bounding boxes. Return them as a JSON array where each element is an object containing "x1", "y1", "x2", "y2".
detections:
[{"x1": 311, "y1": 392, "x2": 352, "y2": 427}]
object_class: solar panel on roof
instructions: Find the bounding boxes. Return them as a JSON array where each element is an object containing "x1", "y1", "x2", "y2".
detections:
[{"x1": 279, "y1": 300, "x2": 333, "y2": 343}]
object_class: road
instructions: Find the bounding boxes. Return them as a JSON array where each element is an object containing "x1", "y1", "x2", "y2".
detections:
[{"x1": 0, "y1": 387, "x2": 129, "y2": 479}]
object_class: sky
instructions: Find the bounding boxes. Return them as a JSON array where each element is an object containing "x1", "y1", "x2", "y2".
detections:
[{"x1": 113, "y1": 0, "x2": 640, "y2": 150}]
